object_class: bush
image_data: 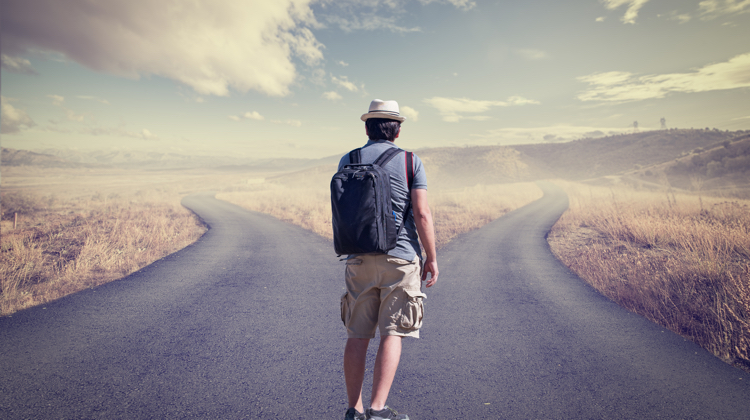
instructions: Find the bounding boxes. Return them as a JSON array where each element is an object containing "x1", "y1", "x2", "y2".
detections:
[{"x1": 0, "y1": 192, "x2": 45, "y2": 220}]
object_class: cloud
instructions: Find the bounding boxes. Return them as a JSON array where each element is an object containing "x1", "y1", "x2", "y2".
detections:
[
  {"x1": 271, "y1": 119, "x2": 302, "y2": 127},
  {"x1": 317, "y1": 1, "x2": 423, "y2": 33},
  {"x1": 1, "y1": 0, "x2": 324, "y2": 97},
  {"x1": 243, "y1": 111, "x2": 265, "y2": 121},
  {"x1": 577, "y1": 52, "x2": 750, "y2": 102},
  {"x1": 317, "y1": 0, "x2": 477, "y2": 34},
  {"x1": 141, "y1": 129, "x2": 156, "y2": 140},
  {"x1": 337, "y1": 60, "x2": 349, "y2": 67},
  {"x1": 417, "y1": 0, "x2": 476, "y2": 10},
  {"x1": 672, "y1": 13, "x2": 693, "y2": 23},
  {"x1": 699, "y1": 0, "x2": 750, "y2": 18},
  {"x1": 226, "y1": 111, "x2": 302, "y2": 126},
  {"x1": 308, "y1": 68, "x2": 328, "y2": 85},
  {"x1": 77, "y1": 96, "x2": 110, "y2": 105},
  {"x1": 230, "y1": 111, "x2": 265, "y2": 121},
  {"x1": 47, "y1": 94, "x2": 65, "y2": 106},
  {"x1": 323, "y1": 13, "x2": 420, "y2": 33},
  {"x1": 47, "y1": 94, "x2": 85, "y2": 121},
  {"x1": 65, "y1": 109, "x2": 85, "y2": 122},
  {"x1": 1, "y1": 96, "x2": 36, "y2": 134},
  {"x1": 596, "y1": 16, "x2": 607, "y2": 22},
  {"x1": 80, "y1": 125, "x2": 159, "y2": 140},
  {"x1": 423, "y1": 96, "x2": 539, "y2": 122},
  {"x1": 514, "y1": 49, "x2": 549, "y2": 60},
  {"x1": 473, "y1": 125, "x2": 628, "y2": 145},
  {"x1": 600, "y1": 0, "x2": 651, "y2": 24},
  {"x1": 401, "y1": 106, "x2": 419, "y2": 122},
  {"x1": 323, "y1": 91, "x2": 343, "y2": 100},
  {"x1": 331, "y1": 75, "x2": 361, "y2": 92},
  {"x1": 1, "y1": 54, "x2": 37, "y2": 75},
  {"x1": 507, "y1": 96, "x2": 541, "y2": 106}
]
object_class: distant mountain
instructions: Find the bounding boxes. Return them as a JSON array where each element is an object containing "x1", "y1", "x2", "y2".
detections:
[
  {"x1": 19, "y1": 148, "x2": 343, "y2": 171},
  {"x1": 265, "y1": 129, "x2": 750, "y2": 196},
  {"x1": 1, "y1": 148, "x2": 86, "y2": 168},
  {"x1": 6, "y1": 129, "x2": 748, "y2": 197},
  {"x1": 35, "y1": 148, "x2": 250, "y2": 169},
  {"x1": 215, "y1": 154, "x2": 341, "y2": 172}
]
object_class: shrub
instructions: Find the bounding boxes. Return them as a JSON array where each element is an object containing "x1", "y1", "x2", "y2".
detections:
[{"x1": 1, "y1": 192, "x2": 46, "y2": 220}]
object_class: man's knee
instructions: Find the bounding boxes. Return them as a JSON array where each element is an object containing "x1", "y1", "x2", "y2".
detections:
[{"x1": 346, "y1": 338, "x2": 370, "y2": 352}]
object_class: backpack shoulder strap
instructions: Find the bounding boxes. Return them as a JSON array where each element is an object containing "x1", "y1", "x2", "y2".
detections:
[
  {"x1": 372, "y1": 147, "x2": 403, "y2": 167},
  {"x1": 395, "y1": 151, "x2": 415, "y2": 239},
  {"x1": 405, "y1": 152, "x2": 414, "y2": 190},
  {"x1": 348, "y1": 148, "x2": 362, "y2": 164}
]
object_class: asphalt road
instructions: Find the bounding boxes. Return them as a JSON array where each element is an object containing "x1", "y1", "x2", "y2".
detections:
[{"x1": 1, "y1": 184, "x2": 749, "y2": 419}]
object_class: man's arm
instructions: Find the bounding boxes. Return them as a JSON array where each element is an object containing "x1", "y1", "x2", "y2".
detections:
[{"x1": 411, "y1": 188, "x2": 439, "y2": 287}]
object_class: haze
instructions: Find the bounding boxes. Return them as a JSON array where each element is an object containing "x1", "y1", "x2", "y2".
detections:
[{"x1": 2, "y1": 0, "x2": 750, "y2": 160}]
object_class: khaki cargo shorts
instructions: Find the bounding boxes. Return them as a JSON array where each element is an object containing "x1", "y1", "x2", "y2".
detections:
[{"x1": 341, "y1": 254, "x2": 426, "y2": 339}]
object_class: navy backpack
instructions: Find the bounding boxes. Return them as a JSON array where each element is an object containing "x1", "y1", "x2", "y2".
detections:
[{"x1": 331, "y1": 147, "x2": 414, "y2": 255}]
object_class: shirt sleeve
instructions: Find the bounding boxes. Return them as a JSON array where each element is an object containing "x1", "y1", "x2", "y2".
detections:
[{"x1": 411, "y1": 154, "x2": 428, "y2": 190}]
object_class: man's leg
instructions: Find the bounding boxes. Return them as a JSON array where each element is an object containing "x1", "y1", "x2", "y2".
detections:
[
  {"x1": 344, "y1": 338, "x2": 370, "y2": 412},
  {"x1": 370, "y1": 335, "x2": 402, "y2": 411}
]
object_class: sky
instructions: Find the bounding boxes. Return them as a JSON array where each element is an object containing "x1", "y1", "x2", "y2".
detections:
[{"x1": 2, "y1": 0, "x2": 750, "y2": 160}]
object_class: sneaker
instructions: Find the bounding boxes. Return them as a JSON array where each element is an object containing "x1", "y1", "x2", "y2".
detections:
[
  {"x1": 366, "y1": 405, "x2": 409, "y2": 420},
  {"x1": 345, "y1": 407, "x2": 366, "y2": 420}
]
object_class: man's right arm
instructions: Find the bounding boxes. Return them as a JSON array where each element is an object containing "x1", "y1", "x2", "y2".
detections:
[{"x1": 411, "y1": 188, "x2": 438, "y2": 287}]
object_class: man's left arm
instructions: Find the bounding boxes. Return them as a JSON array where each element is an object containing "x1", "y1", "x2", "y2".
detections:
[{"x1": 411, "y1": 188, "x2": 438, "y2": 287}]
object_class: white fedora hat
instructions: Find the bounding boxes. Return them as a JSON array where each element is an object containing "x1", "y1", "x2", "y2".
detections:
[{"x1": 360, "y1": 99, "x2": 406, "y2": 122}]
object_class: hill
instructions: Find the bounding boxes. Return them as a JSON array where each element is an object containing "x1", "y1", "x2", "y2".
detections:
[
  {"x1": 3, "y1": 147, "x2": 342, "y2": 172},
  {"x1": 415, "y1": 146, "x2": 552, "y2": 189},
  {"x1": 513, "y1": 129, "x2": 742, "y2": 180},
  {"x1": 622, "y1": 132, "x2": 750, "y2": 195},
  {"x1": 5, "y1": 129, "x2": 748, "y2": 196},
  {"x1": 1, "y1": 148, "x2": 85, "y2": 168},
  {"x1": 409, "y1": 129, "x2": 748, "y2": 194}
]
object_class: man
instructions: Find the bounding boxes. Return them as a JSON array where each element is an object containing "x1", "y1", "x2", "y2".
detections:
[{"x1": 338, "y1": 99, "x2": 439, "y2": 420}]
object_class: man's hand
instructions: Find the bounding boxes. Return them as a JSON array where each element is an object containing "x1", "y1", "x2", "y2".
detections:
[{"x1": 422, "y1": 259, "x2": 439, "y2": 288}]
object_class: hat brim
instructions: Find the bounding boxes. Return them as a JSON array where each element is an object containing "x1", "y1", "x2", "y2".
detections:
[{"x1": 361, "y1": 111, "x2": 405, "y2": 122}]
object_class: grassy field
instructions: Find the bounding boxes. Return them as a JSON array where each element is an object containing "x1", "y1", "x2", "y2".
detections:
[
  {"x1": 5, "y1": 136, "x2": 748, "y2": 374},
  {"x1": 2, "y1": 158, "x2": 542, "y2": 316},
  {"x1": 0, "y1": 166, "x2": 248, "y2": 316},
  {"x1": 548, "y1": 181, "x2": 750, "y2": 371},
  {"x1": 216, "y1": 164, "x2": 543, "y2": 250}
]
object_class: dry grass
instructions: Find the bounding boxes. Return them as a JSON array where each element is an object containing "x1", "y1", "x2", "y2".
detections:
[
  {"x1": 430, "y1": 184, "x2": 543, "y2": 248},
  {"x1": 217, "y1": 165, "x2": 543, "y2": 249},
  {"x1": 219, "y1": 182, "x2": 333, "y2": 240},
  {"x1": 1, "y1": 191, "x2": 207, "y2": 316},
  {"x1": 548, "y1": 181, "x2": 750, "y2": 371},
  {"x1": 0, "y1": 165, "x2": 231, "y2": 316}
]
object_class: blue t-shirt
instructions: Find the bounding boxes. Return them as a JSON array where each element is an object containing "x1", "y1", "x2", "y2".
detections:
[{"x1": 338, "y1": 139, "x2": 428, "y2": 261}]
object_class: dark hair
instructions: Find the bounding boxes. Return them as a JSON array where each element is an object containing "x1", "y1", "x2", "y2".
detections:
[{"x1": 366, "y1": 118, "x2": 401, "y2": 141}]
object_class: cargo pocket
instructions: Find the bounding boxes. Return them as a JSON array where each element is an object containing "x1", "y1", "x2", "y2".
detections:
[
  {"x1": 386, "y1": 257, "x2": 411, "y2": 266},
  {"x1": 340, "y1": 292, "x2": 349, "y2": 325},
  {"x1": 399, "y1": 290, "x2": 426, "y2": 330}
]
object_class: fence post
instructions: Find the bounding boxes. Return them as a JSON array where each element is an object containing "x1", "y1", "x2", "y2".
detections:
[{"x1": 14, "y1": 212, "x2": 18, "y2": 229}]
